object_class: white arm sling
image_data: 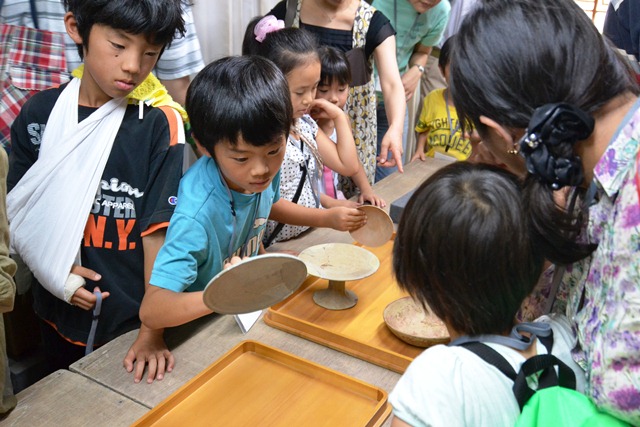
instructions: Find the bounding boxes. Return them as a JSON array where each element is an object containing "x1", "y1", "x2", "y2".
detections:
[{"x1": 7, "y1": 78, "x2": 127, "y2": 302}]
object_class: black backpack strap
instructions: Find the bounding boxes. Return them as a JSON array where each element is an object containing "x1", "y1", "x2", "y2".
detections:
[
  {"x1": 457, "y1": 329, "x2": 576, "y2": 411},
  {"x1": 532, "y1": 329, "x2": 559, "y2": 391},
  {"x1": 263, "y1": 163, "x2": 307, "y2": 247},
  {"x1": 537, "y1": 329, "x2": 554, "y2": 353},
  {"x1": 458, "y1": 342, "x2": 517, "y2": 382},
  {"x1": 513, "y1": 353, "x2": 577, "y2": 410}
]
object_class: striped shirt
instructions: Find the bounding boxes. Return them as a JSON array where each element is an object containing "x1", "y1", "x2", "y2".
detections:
[{"x1": 1, "y1": 0, "x2": 204, "y2": 79}]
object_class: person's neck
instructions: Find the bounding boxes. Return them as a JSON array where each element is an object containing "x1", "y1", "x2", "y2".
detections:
[
  {"x1": 78, "y1": 80, "x2": 112, "y2": 108},
  {"x1": 304, "y1": 0, "x2": 356, "y2": 28},
  {"x1": 575, "y1": 91, "x2": 638, "y2": 185},
  {"x1": 320, "y1": 0, "x2": 353, "y2": 13}
]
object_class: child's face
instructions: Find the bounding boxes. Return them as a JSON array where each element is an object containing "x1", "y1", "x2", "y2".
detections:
[
  {"x1": 287, "y1": 60, "x2": 321, "y2": 119},
  {"x1": 69, "y1": 20, "x2": 163, "y2": 106},
  {"x1": 316, "y1": 79, "x2": 349, "y2": 110},
  {"x1": 213, "y1": 136, "x2": 286, "y2": 194}
]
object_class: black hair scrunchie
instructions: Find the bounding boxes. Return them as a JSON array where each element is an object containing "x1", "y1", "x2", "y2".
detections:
[{"x1": 519, "y1": 103, "x2": 594, "y2": 190}]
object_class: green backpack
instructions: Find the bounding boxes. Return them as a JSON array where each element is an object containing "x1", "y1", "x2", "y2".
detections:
[{"x1": 459, "y1": 338, "x2": 630, "y2": 427}]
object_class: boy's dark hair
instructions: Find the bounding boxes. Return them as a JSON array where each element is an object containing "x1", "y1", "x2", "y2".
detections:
[
  {"x1": 449, "y1": 0, "x2": 639, "y2": 265},
  {"x1": 318, "y1": 46, "x2": 351, "y2": 87},
  {"x1": 393, "y1": 162, "x2": 544, "y2": 336},
  {"x1": 438, "y1": 35, "x2": 453, "y2": 72},
  {"x1": 63, "y1": 0, "x2": 187, "y2": 60},
  {"x1": 243, "y1": 16, "x2": 319, "y2": 76},
  {"x1": 186, "y1": 55, "x2": 293, "y2": 155}
]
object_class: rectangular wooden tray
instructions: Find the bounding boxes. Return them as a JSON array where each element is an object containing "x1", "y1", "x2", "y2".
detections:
[
  {"x1": 264, "y1": 238, "x2": 424, "y2": 374},
  {"x1": 132, "y1": 340, "x2": 391, "y2": 427}
]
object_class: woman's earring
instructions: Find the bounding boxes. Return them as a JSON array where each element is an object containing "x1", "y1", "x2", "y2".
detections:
[{"x1": 507, "y1": 142, "x2": 519, "y2": 155}]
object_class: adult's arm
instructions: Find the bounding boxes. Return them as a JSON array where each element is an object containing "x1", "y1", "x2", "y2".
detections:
[
  {"x1": 375, "y1": 35, "x2": 406, "y2": 172},
  {"x1": 402, "y1": 44, "x2": 431, "y2": 100}
]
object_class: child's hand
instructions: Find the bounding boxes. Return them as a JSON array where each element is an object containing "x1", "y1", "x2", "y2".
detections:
[
  {"x1": 70, "y1": 286, "x2": 110, "y2": 311},
  {"x1": 69, "y1": 265, "x2": 108, "y2": 310},
  {"x1": 223, "y1": 256, "x2": 249, "y2": 270},
  {"x1": 308, "y1": 98, "x2": 344, "y2": 121},
  {"x1": 123, "y1": 326, "x2": 174, "y2": 384},
  {"x1": 358, "y1": 191, "x2": 386, "y2": 208},
  {"x1": 326, "y1": 207, "x2": 367, "y2": 231},
  {"x1": 411, "y1": 150, "x2": 426, "y2": 162}
]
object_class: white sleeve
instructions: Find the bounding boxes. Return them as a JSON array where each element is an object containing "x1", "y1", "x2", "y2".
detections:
[
  {"x1": 389, "y1": 345, "x2": 522, "y2": 427},
  {"x1": 389, "y1": 346, "x2": 468, "y2": 427}
]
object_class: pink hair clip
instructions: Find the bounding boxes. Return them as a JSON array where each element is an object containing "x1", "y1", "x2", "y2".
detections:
[{"x1": 254, "y1": 15, "x2": 285, "y2": 42}]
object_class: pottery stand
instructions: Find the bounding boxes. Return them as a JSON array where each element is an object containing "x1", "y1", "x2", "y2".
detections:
[
  {"x1": 298, "y1": 243, "x2": 380, "y2": 310},
  {"x1": 313, "y1": 279, "x2": 360, "y2": 310}
]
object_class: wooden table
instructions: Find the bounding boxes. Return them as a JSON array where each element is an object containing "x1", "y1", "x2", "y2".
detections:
[
  {"x1": 0, "y1": 370, "x2": 148, "y2": 426},
  {"x1": 15, "y1": 158, "x2": 448, "y2": 426}
]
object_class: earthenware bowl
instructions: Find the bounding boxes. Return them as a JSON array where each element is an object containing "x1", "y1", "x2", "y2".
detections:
[
  {"x1": 350, "y1": 205, "x2": 394, "y2": 247},
  {"x1": 383, "y1": 297, "x2": 450, "y2": 347}
]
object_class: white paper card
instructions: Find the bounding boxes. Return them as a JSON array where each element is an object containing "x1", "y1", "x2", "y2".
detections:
[
  {"x1": 434, "y1": 152, "x2": 457, "y2": 163},
  {"x1": 234, "y1": 310, "x2": 262, "y2": 334}
]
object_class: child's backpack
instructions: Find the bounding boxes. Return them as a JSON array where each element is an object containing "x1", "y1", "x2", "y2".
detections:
[{"x1": 457, "y1": 334, "x2": 629, "y2": 427}]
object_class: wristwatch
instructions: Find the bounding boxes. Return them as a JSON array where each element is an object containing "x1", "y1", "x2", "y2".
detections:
[{"x1": 413, "y1": 64, "x2": 425, "y2": 74}]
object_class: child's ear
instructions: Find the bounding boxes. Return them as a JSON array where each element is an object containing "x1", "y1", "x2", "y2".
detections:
[{"x1": 64, "y1": 12, "x2": 83, "y2": 44}]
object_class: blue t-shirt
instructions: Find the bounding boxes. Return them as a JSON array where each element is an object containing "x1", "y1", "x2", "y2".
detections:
[{"x1": 151, "y1": 157, "x2": 280, "y2": 292}]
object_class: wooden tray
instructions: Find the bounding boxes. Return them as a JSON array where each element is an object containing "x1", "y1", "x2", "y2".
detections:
[
  {"x1": 132, "y1": 340, "x2": 391, "y2": 427},
  {"x1": 264, "y1": 238, "x2": 424, "y2": 373}
]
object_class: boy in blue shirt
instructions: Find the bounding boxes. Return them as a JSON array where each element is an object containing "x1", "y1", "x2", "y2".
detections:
[
  {"x1": 139, "y1": 56, "x2": 293, "y2": 377},
  {"x1": 8, "y1": 0, "x2": 187, "y2": 382}
]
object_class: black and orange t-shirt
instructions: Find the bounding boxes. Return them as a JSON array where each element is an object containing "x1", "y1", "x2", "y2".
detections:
[{"x1": 9, "y1": 83, "x2": 184, "y2": 345}]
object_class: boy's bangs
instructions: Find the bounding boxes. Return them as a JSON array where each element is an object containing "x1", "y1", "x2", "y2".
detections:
[{"x1": 222, "y1": 96, "x2": 291, "y2": 147}]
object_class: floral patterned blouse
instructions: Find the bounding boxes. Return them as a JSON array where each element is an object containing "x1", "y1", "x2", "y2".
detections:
[{"x1": 562, "y1": 97, "x2": 640, "y2": 424}]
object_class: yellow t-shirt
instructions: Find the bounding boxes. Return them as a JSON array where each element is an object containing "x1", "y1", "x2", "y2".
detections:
[{"x1": 415, "y1": 88, "x2": 471, "y2": 161}]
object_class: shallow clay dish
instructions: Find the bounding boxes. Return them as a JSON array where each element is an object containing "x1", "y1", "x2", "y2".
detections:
[
  {"x1": 298, "y1": 243, "x2": 380, "y2": 310},
  {"x1": 203, "y1": 254, "x2": 307, "y2": 315},
  {"x1": 383, "y1": 297, "x2": 450, "y2": 348},
  {"x1": 350, "y1": 205, "x2": 394, "y2": 248},
  {"x1": 298, "y1": 243, "x2": 380, "y2": 281}
]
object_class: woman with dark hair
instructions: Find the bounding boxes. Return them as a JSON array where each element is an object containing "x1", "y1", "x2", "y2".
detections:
[{"x1": 449, "y1": 0, "x2": 640, "y2": 423}]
